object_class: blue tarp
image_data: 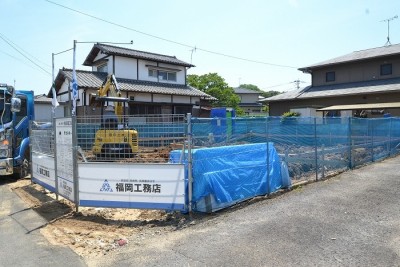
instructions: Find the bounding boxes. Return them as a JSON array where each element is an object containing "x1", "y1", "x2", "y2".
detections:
[{"x1": 170, "y1": 143, "x2": 284, "y2": 212}]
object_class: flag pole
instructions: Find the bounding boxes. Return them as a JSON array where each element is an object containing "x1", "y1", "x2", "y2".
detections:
[
  {"x1": 72, "y1": 40, "x2": 77, "y2": 116},
  {"x1": 52, "y1": 52, "x2": 55, "y2": 118}
]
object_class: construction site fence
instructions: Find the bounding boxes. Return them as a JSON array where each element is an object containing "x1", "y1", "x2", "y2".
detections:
[
  {"x1": 75, "y1": 114, "x2": 186, "y2": 162},
  {"x1": 31, "y1": 115, "x2": 400, "y2": 182},
  {"x1": 30, "y1": 115, "x2": 400, "y2": 212},
  {"x1": 190, "y1": 116, "x2": 400, "y2": 183}
]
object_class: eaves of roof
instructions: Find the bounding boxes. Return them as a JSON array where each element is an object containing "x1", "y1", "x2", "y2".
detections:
[
  {"x1": 234, "y1": 87, "x2": 260, "y2": 94},
  {"x1": 83, "y1": 43, "x2": 194, "y2": 67},
  {"x1": 239, "y1": 103, "x2": 263, "y2": 107},
  {"x1": 317, "y1": 102, "x2": 400, "y2": 111},
  {"x1": 261, "y1": 87, "x2": 309, "y2": 102},
  {"x1": 34, "y1": 94, "x2": 53, "y2": 103},
  {"x1": 52, "y1": 69, "x2": 216, "y2": 100},
  {"x1": 263, "y1": 77, "x2": 400, "y2": 102},
  {"x1": 299, "y1": 43, "x2": 400, "y2": 72}
]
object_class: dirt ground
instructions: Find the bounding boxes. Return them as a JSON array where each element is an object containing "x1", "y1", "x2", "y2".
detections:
[{"x1": 8, "y1": 177, "x2": 205, "y2": 262}]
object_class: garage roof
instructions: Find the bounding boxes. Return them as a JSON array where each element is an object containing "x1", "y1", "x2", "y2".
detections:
[{"x1": 317, "y1": 102, "x2": 400, "y2": 111}]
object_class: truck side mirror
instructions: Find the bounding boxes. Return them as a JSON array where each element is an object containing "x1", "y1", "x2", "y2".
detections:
[{"x1": 11, "y1": 97, "x2": 21, "y2": 113}]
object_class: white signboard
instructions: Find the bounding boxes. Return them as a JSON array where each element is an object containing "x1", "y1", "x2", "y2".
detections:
[
  {"x1": 32, "y1": 152, "x2": 56, "y2": 192},
  {"x1": 55, "y1": 118, "x2": 74, "y2": 201},
  {"x1": 78, "y1": 163, "x2": 186, "y2": 211}
]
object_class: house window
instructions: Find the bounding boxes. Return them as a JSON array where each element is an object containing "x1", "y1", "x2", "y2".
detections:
[
  {"x1": 148, "y1": 69, "x2": 157, "y2": 77},
  {"x1": 380, "y1": 63, "x2": 392, "y2": 76},
  {"x1": 326, "y1": 71, "x2": 335, "y2": 82},
  {"x1": 97, "y1": 63, "x2": 107, "y2": 72},
  {"x1": 167, "y1": 72, "x2": 176, "y2": 81},
  {"x1": 148, "y1": 69, "x2": 177, "y2": 81}
]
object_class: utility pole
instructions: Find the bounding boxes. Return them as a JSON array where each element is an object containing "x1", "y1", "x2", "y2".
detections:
[
  {"x1": 381, "y1": 15, "x2": 398, "y2": 46},
  {"x1": 294, "y1": 79, "x2": 300, "y2": 90}
]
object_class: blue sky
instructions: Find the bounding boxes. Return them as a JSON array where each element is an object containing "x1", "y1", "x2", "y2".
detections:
[{"x1": 1, "y1": 0, "x2": 399, "y2": 95}]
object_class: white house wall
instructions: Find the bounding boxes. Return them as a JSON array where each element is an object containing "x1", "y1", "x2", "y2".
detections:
[
  {"x1": 92, "y1": 53, "x2": 112, "y2": 73},
  {"x1": 158, "y1": 62, "x2": 186, "y2": 84},
  {"x1": 173, "y1": 95, "x2": 192, "y2": 104},
  {"x1": 138, "y1": 59, "x2": 158, "y2": 82},
  {"x1": 153, "y1": 94, "x2": 172, "y2": 103},
  {"x1": 138, "y1": 59, "x2": 186, "y2": 85},
  {"x1": 133, "y1": 93, "x2": 152, "y2": 102},
  {"x1": 84, "y1": 89, "x2": 98, "y2": 106},
  {"x1": 90, "y1": 51, "x2": 186, "y2": 85},
  {"x1": 290, "y1": 108, "x2": 323, "y2": 117},
  {"x1": 34, "y1": 103, "x2": 64, "y2": 121},
  {"x1": 114, "y1": 56, "x2": 137, "y2": 79},
  {"x1": 58, "y1": 80, "x2": 72, "y2": 103}
]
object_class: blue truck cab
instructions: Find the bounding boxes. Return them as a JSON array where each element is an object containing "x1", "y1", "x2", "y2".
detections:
[{"x1": 0, "y1": 83, "x2": 34, "y2": 178}]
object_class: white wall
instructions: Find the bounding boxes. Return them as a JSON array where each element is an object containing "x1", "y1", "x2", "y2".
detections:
[
  {"x1": 90, "y1": 51, "x2": 187, "y2": 85},
  {"x1": 133, "y1": 93, "x2": 152, "y2": 102},
  {"x1": 158, "y1": 62, "x2": 186, "y2": 84},
  {"x1": 58, "y1": 80, "x2": 72, "y2": 103},
  {"x1": 173, "y1": 95, "x2": 192, "y2": 104},
  {"x1": 153, "y1": 94, "x2": 172, "y2": 103},
  {"x1": 114, "y1": 56, "x2": 137, "y2": 79},
  {"x1": 290, "y1": 108, "x2": 323, "y2": 117},
  {"x1": 138, "y1": 59, "x2": 185, "y2": 85},
  {"x1": 35, "y1": 103, "x2": 64, "y2": 121}
]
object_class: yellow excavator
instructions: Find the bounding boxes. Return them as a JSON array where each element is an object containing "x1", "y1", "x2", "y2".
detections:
[{"x1": 90, "y1": 74, "x2": 138, "y2": 158}]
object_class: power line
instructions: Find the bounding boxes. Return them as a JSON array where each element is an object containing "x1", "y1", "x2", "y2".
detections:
[
  {"x1": 262, "y1": 82, "x2": 293, "y2": 90},
  {"x1": 45, "y1": 0, "x2": 298, "y2": 69},
  {"x1": 0, "y1": 33, "x2": 51, "y2": 68},
  {"x1": 0, "y1": 49, "x2": 50, "y2": 76},
  {"x1": 0, "y1": 33, "x2": 51, "y2": 76}
]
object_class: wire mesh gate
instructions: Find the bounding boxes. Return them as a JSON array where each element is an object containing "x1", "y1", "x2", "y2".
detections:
[{"x1": 30, "y1": 115, "x2": 188, "y2": 212}]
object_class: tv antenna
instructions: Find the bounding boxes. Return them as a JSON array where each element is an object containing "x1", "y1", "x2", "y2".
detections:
[{"x1": 381, "y1": 15, "x2": 398, "y2": 46}]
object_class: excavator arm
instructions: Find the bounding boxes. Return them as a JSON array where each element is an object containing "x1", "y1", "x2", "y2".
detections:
[{"x1": 90, "y1": 74, "x2": 125, "y2": 121}]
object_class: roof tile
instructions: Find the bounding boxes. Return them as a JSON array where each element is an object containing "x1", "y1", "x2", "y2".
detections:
[
  {"x1": 83, "y1": 43, "x2": 194, "y2": 67},
  {"x1": 56, "y1": 69, "x2": 216, "y2": 100}
]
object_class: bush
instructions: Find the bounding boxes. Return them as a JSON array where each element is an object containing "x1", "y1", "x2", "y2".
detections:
[
  {"x1": 281, "y1": 111, "x2": 300, "y2": 123},
  {"x1": 282, "y1": 111, "x2": 301, "y2": 118}
]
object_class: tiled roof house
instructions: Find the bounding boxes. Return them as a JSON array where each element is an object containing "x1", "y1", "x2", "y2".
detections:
[
  {"x1": 50, "y1": 43, "x2": 215, "y2": 116},
  {"x1": 233, "y1": 87, "x2": 263, "y2": 114},
  {"x1": 263, "y1": 43, "x2": 400, "y2": 117}
]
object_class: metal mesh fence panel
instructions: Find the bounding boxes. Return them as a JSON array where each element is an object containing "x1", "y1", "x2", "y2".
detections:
[
  {"x1": 190, "y1": 116, "x2": 400, "y2": 185},
  {"x1": 268, "y1": 117, "x2": 318, "y2": 182},
  {"x1": 76, "y1": 114, "x2": 186, "y2": 163},
  {"x1": 315, "y1": 117, "x2": 350, "y2": 180},
  {"x1": 30, "y1": 121, "x2": 54, "y2": 156},
  {"x1": 389, "y1": 118, "x2": 400, "y2": 156}
]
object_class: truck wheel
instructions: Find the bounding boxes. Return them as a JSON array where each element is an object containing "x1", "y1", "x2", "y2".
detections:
[
  {"x1": 19, "y1": 158, "x2": 30, "y2": 179},
  {"x1": 13, "y1": 150, "x2": 30, "y2": 179}
]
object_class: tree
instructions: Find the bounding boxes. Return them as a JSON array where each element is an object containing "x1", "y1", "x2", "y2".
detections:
[
  {"x1": 188, "y1": 73, "x2": 242, "y2": 112},
  {"x1": 187, "y1": 73, "x2": 229, "y2": 92}
]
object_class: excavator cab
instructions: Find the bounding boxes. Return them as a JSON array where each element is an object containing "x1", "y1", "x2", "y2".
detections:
[{"x1": 91, "y1": 75, "x2": 138, "y2": 159}]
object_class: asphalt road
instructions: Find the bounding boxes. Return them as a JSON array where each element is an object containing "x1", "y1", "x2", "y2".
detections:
[
  {"x1": 96, "y1": 156, "x2": 400, "y2": 267},
  {"x1": 0, "y1": 177, "x2": 86, "y2": 267}
]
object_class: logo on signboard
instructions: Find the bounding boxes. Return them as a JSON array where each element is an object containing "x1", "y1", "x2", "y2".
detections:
[{"x1": 100, "y1": 179, "x2": 113, "y2": 192}]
